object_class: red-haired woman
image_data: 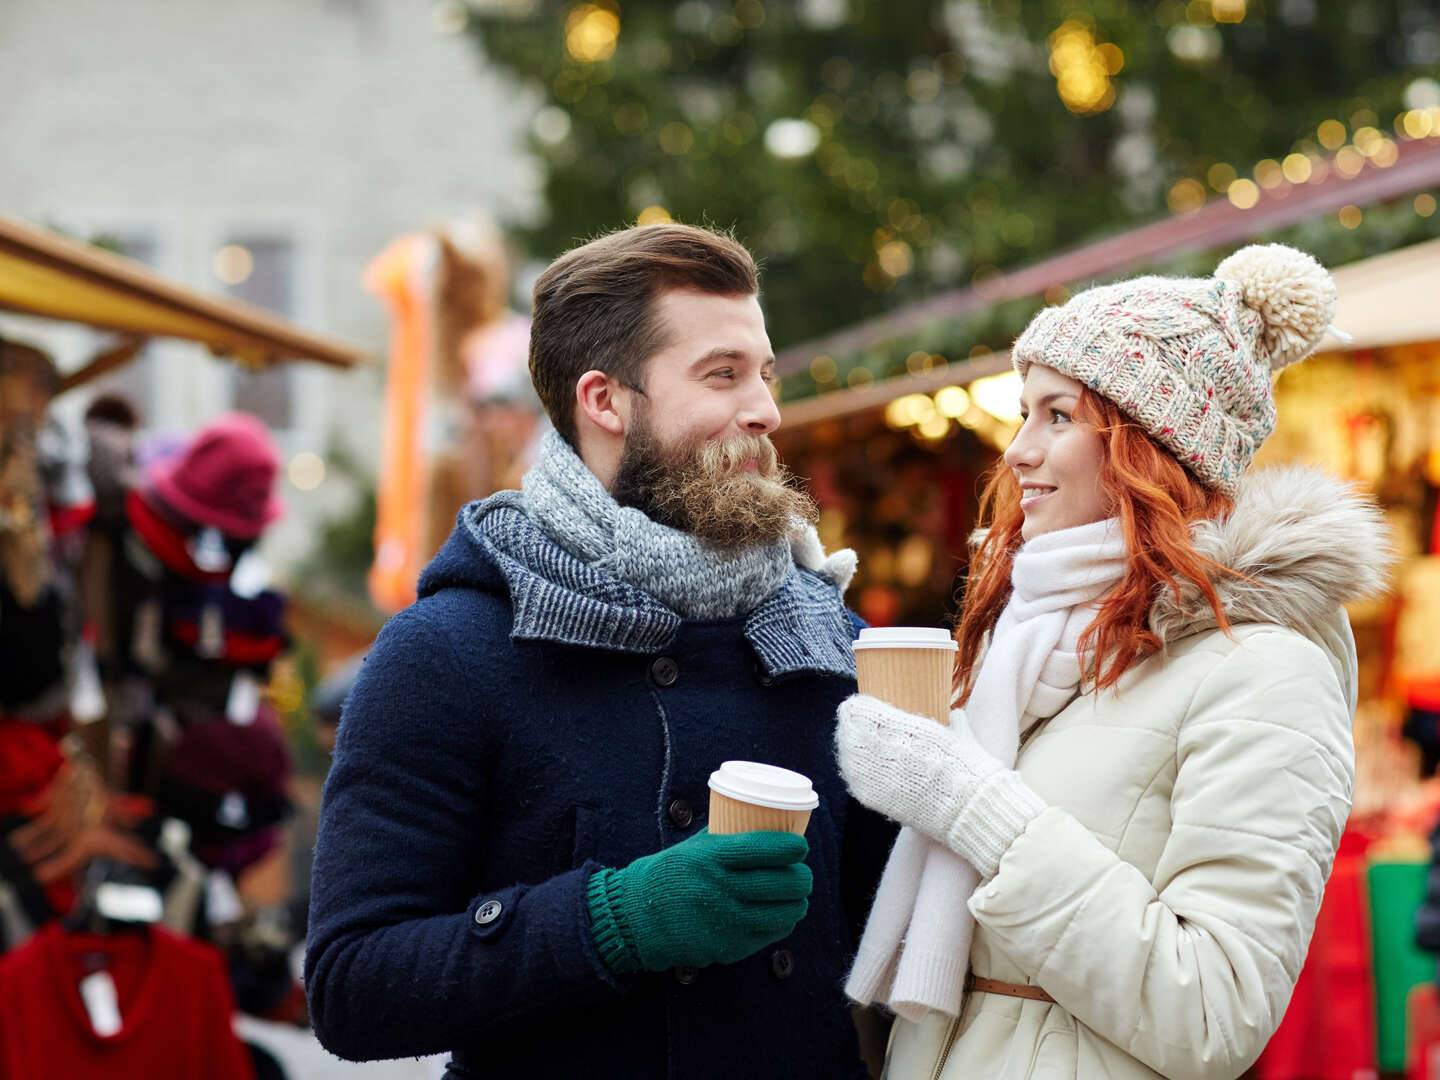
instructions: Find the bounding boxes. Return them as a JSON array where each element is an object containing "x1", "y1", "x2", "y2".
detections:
[{"x1": 836, "y1": 244, "x2": 1390, "y2": 1080}]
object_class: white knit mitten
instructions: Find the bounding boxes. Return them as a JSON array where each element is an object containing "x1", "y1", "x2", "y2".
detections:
[{"x1": 836, "y1": 694, "x2": 1047, "y2": 878}]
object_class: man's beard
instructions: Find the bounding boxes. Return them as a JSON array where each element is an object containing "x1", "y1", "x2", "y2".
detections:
[{"x1": 612, "y1": 414, "x2": 817, "y2": 551}]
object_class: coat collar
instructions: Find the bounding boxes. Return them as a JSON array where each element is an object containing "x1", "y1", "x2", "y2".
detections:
[
  {"x1": 1148, "y1": 465, "x2": 1392, "y2": 644},
  {"x1": 463, "y1": 493, "x2": 856, "y2": 680}
]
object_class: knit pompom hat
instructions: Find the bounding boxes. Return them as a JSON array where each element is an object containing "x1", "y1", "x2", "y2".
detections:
[{"x1": 1011, "y1": 243, "x2": 1336, "y2": 494}]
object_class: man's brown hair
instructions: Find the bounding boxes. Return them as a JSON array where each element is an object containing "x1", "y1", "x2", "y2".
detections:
[{"x1": 528, "y1": 223, "x2": 759, "y2": 445}]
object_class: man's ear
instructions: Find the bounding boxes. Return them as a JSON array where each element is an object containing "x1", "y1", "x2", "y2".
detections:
[{"x1": 575, "y1": 370, "x2": 627, "y2": 437}]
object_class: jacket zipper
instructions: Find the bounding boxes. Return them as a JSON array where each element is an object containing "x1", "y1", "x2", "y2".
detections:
[{"x1": 929, "y1": 1015, "x2": 961, "y2": 1080}]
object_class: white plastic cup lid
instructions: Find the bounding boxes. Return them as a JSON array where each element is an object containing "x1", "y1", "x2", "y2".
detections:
[
  {"x1": 707, "y1": 761, "x2": 819, "y2": 811},
  {"x1": 852, "y1": 626, "x2": 958, "y2": 651}
]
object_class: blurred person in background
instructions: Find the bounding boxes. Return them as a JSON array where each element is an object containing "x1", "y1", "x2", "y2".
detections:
[
  {"x1": 836, "y1": 245, "x2": 1386, "y2": 1079},
  {"x1": 307, "y1": 223, "x2": 894, "y2": 1079}
]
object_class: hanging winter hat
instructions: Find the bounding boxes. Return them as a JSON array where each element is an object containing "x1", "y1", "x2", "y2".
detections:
[
  {"x1": 1011, "y1": 243, "x2": 1337, "y2": 494},
  {"x1": 145, "y1": 412, "x2": 284, "y2": 540}
]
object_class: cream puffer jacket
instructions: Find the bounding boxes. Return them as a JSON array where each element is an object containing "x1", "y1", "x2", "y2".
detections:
[{"x1": 884, "y1": 467, "x2": 1389, "y2": 1080}]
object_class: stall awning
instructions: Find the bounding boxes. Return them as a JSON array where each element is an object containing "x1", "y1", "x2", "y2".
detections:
[
  {"x1": 1329, "y1": 234, "x2": 1440, "y2": 350},
  {"x1": 0, "y1": 215, "x2": 365, "y2": 372}
]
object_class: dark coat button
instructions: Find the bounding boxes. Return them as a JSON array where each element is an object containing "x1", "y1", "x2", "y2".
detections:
[
  {"x1": 668, "y1": 799, "x2": 693, "y2": 828},
  {"x1": 770, "y1": 948, "x2": 794, "y2": 980},
  {"x1": 650, "y1": 656, "x2": 679, "y2": 687},
  {"x1": 475, "y1": 900, "x2": 503, "y2": 925},
  {"x1": 674, "y1": 965, "x2": 699, "y2": 985},
  {"x1": 753, "y1": 664, "x2": 774, "y2": 687}
]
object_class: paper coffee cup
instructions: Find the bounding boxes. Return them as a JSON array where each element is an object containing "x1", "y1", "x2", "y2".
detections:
[
  {"x1": 852, "y1": 626, "x2": 958, "y2": 726},
  {"x1": 707, "y1": 761, "x2": 819, "y2": 836}
]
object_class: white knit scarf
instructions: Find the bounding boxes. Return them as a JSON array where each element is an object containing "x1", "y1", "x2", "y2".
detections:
[{"x1": 846, "y1": 518, "x2": 1126, "y2": 1022}]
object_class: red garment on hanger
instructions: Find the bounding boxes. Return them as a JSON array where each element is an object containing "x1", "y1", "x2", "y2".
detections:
[
  {"x1": 0, "y1": 718, "x2": 75, "y2": 916},
  {"x1": 1252, "y1": 828, "x2": 1377, "y2": 1079},
  {"x1": 0, "y1": 922, "x2": 254, "y2": 1079}
]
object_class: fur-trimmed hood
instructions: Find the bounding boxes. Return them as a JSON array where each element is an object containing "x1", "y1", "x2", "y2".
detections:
[{"x1": 1149, "y1": 466, "x2": 1393, "y2": 649}]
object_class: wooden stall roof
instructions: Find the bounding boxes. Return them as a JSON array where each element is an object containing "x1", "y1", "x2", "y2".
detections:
[
  {"x1": 780, "y1": 233, "x2": 1440, "y2": 430},
  {"x1": 0, "y1": 215, "x2": 365, "y2": 371}
]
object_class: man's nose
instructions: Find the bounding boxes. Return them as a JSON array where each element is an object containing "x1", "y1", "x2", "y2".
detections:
[{"x1": 739, "y1": 376, "x2": 781, "y2": 435}]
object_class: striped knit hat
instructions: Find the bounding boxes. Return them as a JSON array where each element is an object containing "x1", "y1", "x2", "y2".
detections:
[{"x1": 1011, "y1": 244, "x2": 1337, "y2": 494}]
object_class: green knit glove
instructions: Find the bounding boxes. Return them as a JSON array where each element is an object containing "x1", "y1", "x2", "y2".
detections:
[{"x1": 586, "y1": 829, "x2": 812, "y2": 975}]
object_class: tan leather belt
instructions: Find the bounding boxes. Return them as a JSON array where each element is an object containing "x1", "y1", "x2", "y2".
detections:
[{"x1": 965, "y1": 974, "x2": 1056, "y2": 1003}]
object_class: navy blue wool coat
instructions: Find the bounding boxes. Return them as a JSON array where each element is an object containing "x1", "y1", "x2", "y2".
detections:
[{"x1": 305, "y1": 502, "x2": 895, "y2": 1079}]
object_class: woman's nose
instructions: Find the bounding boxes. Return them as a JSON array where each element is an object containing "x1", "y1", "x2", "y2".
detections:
[{"x1": 1003, "y1": 424, "x2": 1041, "y2": 469}]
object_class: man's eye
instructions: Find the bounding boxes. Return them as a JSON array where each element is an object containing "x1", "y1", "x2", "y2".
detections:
[{"x1": 708, "y1": 369, "x2": 735, "y2": 380}]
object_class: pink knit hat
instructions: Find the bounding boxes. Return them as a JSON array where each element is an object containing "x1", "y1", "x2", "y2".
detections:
[
  {"x1": 147, "y1": 412, "x2": 285, "y2": 539},
  {"x1": 1011, "y1": 244, "x2": 1337, "y2": 494}
]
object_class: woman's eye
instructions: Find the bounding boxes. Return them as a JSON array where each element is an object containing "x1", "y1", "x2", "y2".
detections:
[
  {"x1": 1051, "y1": 410, "x2": 1071, "y2": 423},
  {"x1": 759, "y1": 369, "x2": 776, "y2": 384}
]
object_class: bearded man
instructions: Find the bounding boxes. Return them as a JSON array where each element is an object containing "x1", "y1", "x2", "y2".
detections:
[{"x1": 306, "y1": 224, "x2": 895, "y2": 1079}]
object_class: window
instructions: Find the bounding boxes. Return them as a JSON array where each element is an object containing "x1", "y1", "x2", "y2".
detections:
[{"x1": 220, "y1": 235, "x2": 295, "y2": 431}]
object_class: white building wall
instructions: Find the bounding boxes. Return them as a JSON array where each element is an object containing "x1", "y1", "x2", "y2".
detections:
[{"x1": 0, "y1": 0, "x2": 540, "y2": 574}]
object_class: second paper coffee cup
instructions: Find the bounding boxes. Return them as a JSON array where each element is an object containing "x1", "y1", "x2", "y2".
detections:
[
  {"x1": 852, "y1": 626, "x2": 957, "y2": 726},
  {"x1": 707, "y1": 761, "x2": 819, "y2": 836}
]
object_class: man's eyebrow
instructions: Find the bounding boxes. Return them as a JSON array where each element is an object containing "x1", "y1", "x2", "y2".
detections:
[{"x1": 689, "y1": 348, "x2": 776, "y2": 368}]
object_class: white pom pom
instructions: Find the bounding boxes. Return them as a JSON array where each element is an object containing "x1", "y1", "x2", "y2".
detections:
[{"x1": 1214, "y1": 243, "x2": 1337, "y2": 370}]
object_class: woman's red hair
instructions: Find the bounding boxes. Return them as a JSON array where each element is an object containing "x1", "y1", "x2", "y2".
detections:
[{"x1": 954, "y1": 388, "x2": 1234, "y2": 701}]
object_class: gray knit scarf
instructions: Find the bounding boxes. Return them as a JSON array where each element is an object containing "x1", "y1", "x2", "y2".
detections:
[{"x1": 521, "y1": 430, "x2": 795, "y2": 621}]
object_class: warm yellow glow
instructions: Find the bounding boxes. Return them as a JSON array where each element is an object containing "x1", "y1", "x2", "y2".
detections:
[
  {"x1": 288, "y1": 452, "x2": 325, "y2": 491},
  {"x1": 968, "y1": 371, "x2": 1024, "y2": 423},
  {"x1": 884, "y1": 393, "x2": 937, "y2": 429},
  {"x1": 1281, "y1": 152, "x2": 1312, "y2": 183},
  {"x1": 1353, "y1": 126, "x2": 1383, "y2": 154},
  {"x1": 895, "y1": 535, "x2": 934, "y2": 587},
  {"x1": 1334, "y1": 145, "x2": 1365, "y2": 177},
  {"x1": 1048, "y1": 21, "x2": 1118, "y2": 115},
  {"x1": 809, "y1": 355, "x2": 837, "y2": 382},
  {"x1": 1337, "y1": 204, "x2": 1362, "y2": 229},
  {"x1": 1403, "y1": 109, "x2": 1435, "y2": 139},
  {"x1": 1370, "y1": 138, "x2": 1399, "y2": 167},
  {"x1": 1253, "y1": 158, "x2": 1283, "y2": 189},
  {"x1": 1212, "y1": 0, "x2": 1246, "y2": 22},
  {"x1": 1206, "y1": 162, "x2": 1236, "y2": 191},
  {"x1": 213, "y1": 245, "x2": 253, "y2": 285},
  {"x1": 565, "y1": 4, "x2": 619, "y2": 62},
  {"x1": 1317, "y1": 119, "x2": 1346, "y2": 150},
  {"x1": 636, "y1": 205, "x2": 672, "y2": 226},
  {"x1": 846, "y1": 367, "x2": 874, "y2": 389},
  {"x1": 917, "y1": 414, "x2": 951, "y2": 440},
  {"x1": 1226, "y1": 178, "x2": 1260, "y2": 209},
  {"x1": 1167, "y1": 178, "x2": 1206, "y2": 214},
  {"x1": 1417, "y1": 194, "x2": 1437, "y2": 218},
  {"x1": 877, "y1": 240, "x2": 913, "y2": 277},
  {"x1": 934, "y1": 385, "x2": 971, "y2": 418},
  {"x1": 905, "y1": 350, "x2": 929, "y2": 375}
]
